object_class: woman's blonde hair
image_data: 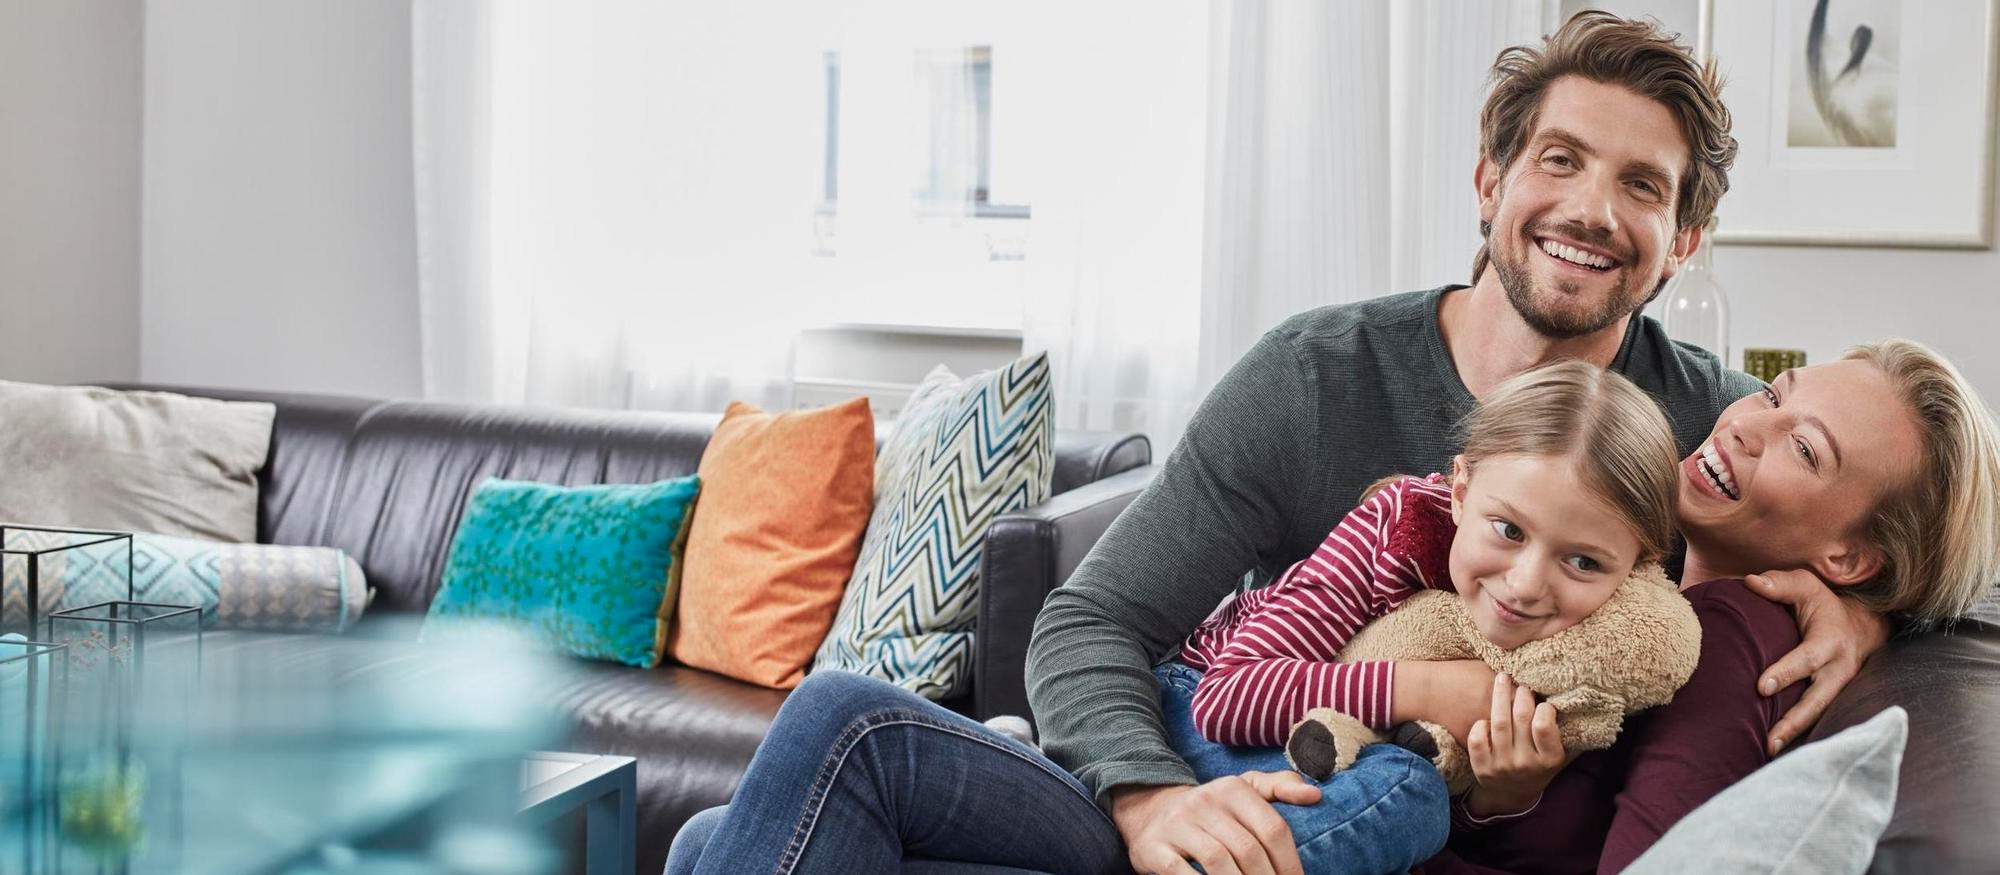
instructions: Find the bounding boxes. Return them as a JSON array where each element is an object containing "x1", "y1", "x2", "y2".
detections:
[
  {"x1": 1839, "y1": 340, "x2": 2000, "y2": 624},
  {"x1": 1365, "y1": 361, "x2": 1680, "y2": 561}
]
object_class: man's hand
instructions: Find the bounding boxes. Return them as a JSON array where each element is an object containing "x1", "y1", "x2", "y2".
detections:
[
  {"x1": 1463, "y1": 673, "x2": 1564, "y2": 818},
  {"x1": 1111, "y1": 772, "x2": 1321, "y2": 875},
  {"x1": 1748, "y1": 569, "x2": 1892, "y2": 755}
]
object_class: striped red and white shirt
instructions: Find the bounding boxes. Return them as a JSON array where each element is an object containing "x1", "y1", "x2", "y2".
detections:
[{"x1": 1178, "y1": 474, "x2": 1458, "y2": 746}]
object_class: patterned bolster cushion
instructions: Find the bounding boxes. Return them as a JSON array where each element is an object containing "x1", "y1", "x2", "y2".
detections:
[{"x1": 16, "y1": 532, "x2": 371, "y2": 634}]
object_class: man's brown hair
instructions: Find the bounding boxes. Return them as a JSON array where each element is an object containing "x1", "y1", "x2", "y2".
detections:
[{"x1": 1470, "y1": 11, "x2": 1737, "y2": 288}]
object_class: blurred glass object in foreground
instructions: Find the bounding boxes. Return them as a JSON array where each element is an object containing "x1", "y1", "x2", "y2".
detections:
[{"x1": 2, "y1": 616, "x2": 572, "y2": 874}]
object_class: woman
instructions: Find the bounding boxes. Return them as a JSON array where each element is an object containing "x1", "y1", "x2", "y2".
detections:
[
  {"x1": 1418, "y1": 339, "x2": 2000, "y2": 874},
  {"x1": 665, "y1": 340, "x2": 2000, "y2": 875}
]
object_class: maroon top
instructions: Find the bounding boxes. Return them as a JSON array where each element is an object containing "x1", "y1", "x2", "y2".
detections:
[{"x1": 1417, "y1": 578, "x2": 1806, "y2": 875}]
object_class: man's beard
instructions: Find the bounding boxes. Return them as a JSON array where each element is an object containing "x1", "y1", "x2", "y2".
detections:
[{"x1": 1491, "y1": 224, "x2": 1647, "y2": 340}]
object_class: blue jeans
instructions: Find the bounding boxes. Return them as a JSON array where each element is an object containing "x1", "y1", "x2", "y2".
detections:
[
  {"x1": 663, "y1": 671, "x2": 1124, "y2": 875},
  {"x1": 1153, "y1": 662, "x2": 1450, "y2": 875}
]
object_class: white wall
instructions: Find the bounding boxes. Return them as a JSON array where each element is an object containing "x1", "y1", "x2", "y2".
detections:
[
  {"x1": 0, "y1": 0, "x2": 142, "y2": 385},
  {"x1": 1579, "y1": 0, "x2": 2000, "y2": 401},
  {"x1": 140, "y1": 0, "x2": 422, "y2": 398},
  {"x1": 1711, "y1": 180, "x2": 2000, "y2": 400}
]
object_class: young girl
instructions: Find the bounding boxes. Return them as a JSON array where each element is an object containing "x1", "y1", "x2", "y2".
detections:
[{"x1": 1154, "y1": 360, "x2": 1684, "y2": 874}]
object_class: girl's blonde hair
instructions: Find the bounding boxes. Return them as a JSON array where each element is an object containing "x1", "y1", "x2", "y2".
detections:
[
  {"x1": 1838, "y1": 340, "x2": 2000, "y2": 624},
  {"x1": 1368, "y1": 361, "x2": 1679, "y2": 562}
]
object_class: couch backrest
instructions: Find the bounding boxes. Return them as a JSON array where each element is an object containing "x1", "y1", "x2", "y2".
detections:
[
  {"x1": 105, "y1": 383, "x2": 1150, "y2": 615},
  {"x1": 99, "y1": 384, "x2": 381, "y2": 547},
  {"x1": 323, "y1": 401, "x2": 717, "y2": 612}
]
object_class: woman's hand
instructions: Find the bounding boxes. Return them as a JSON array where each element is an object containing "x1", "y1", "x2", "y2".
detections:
[
  {"x1": 1464, "y1": 673, "x2": 1564, "y2": 818},
  {"x1": 1111, "y1": 772, "x2": 1320, "y2": 875},
  {"x1": 1748, "y1": 569, "x2": 1892, "y2": 755}
]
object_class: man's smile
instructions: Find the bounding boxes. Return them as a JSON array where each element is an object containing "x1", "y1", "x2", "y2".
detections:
[{"x1": 1533, "y1": 234, "x2": 1621, "y2": 273}]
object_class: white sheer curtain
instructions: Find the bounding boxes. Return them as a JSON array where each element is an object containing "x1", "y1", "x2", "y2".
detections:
[
  {"x1": 1017, "y1": 5, "x2": 1211, "y2": 448},
  {"x1": 1027, "y1": 0, "x2": 1549, "y2": 449},
  {"x1": 1196, "y1": 0, "x2": 1550, "y2": 390},
  {"x1": 412, "y1": 0, "x2": 1553, "y2": 447},
  {"x1": 414, "y1": 1, "x2": 837, "y2": 410}
]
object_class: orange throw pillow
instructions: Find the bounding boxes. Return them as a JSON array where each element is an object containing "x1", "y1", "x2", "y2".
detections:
[{"x1": 668, "y1": 398, "x2": 874, "y2": 688}]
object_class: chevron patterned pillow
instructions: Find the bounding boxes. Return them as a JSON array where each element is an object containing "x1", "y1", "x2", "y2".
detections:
[{"x1": 813, "y1": 352, "x2": 1054, "y2": 699}]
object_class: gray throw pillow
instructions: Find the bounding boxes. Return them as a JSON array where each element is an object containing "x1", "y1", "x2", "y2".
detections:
[
  {"x1": 0, "y1": 382, "x2": 275, "y2": 543},
  {"x1": 1625, "y1": 706, "x2": 1907, "y2": 875}
]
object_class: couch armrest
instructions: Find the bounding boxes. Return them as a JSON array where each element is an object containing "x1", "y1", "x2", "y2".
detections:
[
  {"x1": 1803, "y1": 616, "x2": 2000, "y2": 874},
  {"x1": 975, "y1": 466, "x2": 1157, "y2": 723}
]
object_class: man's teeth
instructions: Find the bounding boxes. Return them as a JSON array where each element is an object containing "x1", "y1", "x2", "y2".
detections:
[
  {"x1": 1539, "y1": 239, "x2": 1613, "y2": 270},
  {"x1": 1699, "y1": 443, "x2": 1738, "y2": 500}
]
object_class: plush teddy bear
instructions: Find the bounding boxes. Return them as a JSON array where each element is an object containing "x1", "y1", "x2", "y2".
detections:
[{"x1": 1282, "y1": 561, "x2": 1701, "y2": 796}]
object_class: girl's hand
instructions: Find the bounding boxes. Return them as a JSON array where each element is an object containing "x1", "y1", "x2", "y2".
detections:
[{"x1": 1464, "y1": 673, "x2": 1565, "y2": 818}]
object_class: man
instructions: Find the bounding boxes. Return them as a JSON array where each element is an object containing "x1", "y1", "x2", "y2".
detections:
[{"x1": 1027, "y1": 13, "x2": 1888, "y2": 875}]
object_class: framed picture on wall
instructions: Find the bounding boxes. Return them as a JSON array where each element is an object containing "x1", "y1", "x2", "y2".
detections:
[{"x1": 1702, "y1": 0, "x2": 2000, "y2": 247}]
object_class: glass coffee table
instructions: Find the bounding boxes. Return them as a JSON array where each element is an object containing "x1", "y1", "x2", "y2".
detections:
[
  {"x1": 520, "y1": 752, "x2": 636, "y2": 875},
  {"x1": 3, "y1": 624, "x2": 586, "y2": 874}
]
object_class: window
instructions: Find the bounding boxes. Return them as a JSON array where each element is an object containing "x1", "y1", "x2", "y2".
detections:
[{"x1": 810, "y1": 41, "x2": 1031, "y2": 326}]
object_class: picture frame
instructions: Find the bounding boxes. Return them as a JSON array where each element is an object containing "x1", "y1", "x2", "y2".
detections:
[{"x1": 1700, "y1": 0, "x2": 2000, "y2": 248}]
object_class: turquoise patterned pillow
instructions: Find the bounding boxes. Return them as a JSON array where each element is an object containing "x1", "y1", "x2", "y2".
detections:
[
  {"x1": 814, "y1": 353, "x2": 1053, "y2": 699},
  {"x1": 423, "y1": 476, "x2": 700, "y2": 668}
]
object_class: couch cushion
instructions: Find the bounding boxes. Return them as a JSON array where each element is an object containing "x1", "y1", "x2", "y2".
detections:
[
  {"x1": 426, "y1": 476, "x2": 702, "y2": 667},
  {"x1": 1626, "y1": 706, "x2": 1905, "y2": 875},
  {"x1": 65, "y1": 534, "x2": 370, "y2": 633},
  {"x1": 816, "y1": 354, "x2": 1054, "y2": 699},
  {"x1": 671, "y1": 399, "x2": 875, "y2": 689}
]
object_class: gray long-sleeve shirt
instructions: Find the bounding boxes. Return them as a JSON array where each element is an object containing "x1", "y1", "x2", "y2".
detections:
[{"x1": 1026, "y1": 286, "x2": 1765, "y2": 805}]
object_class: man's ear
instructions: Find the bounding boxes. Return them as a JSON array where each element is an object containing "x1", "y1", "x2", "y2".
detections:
[
  {"x1": 1450, "y1": 455, "x2": 1471, "y2": 525},
  {"x1": 1475, "y1": 156, "x2": 1502, "y2": 226},
  {"x1": 1661, "y1": 220, "x2": 1703, "y2": 283},
  {"x1": 1809, "y1": 537, "x2": 1887, "y2": 587}
]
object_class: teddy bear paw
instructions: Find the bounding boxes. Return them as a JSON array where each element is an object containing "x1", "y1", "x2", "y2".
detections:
[
  {"x1": 1287, "y1": 720, "x2": 1342, "y2": 781},
  {"x1": 1389, "y1": 721, "x2": 1440, "y2": 761}
]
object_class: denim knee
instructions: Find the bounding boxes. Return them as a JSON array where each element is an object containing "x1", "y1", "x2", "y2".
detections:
[
  {"x1": 762, "y1": 671, "x2": 934, "y2": 759},
  {"x1": 1288, "y1": 746, "x2": 1451, "y2": 874},
  {"x1": 791, "y1": 670, "x2": 880, "y2": 706},
  {"x1": 788, "y1": 670, "x2": 913, "y2": 714},
  {"x1": 663, "y1": 805, "x2": 729, "y2": 875}
]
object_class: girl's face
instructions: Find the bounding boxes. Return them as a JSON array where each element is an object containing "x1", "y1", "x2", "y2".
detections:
[{"x1": 1449, "y1": 453, "x2": 1644, "y2": 651}]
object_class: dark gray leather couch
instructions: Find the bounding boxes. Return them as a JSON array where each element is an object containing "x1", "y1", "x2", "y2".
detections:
[
  {"x1": 107, "y1": 383, "x2": 1153, "y2": 874},
  {"x1": 1803, "y1": 596, "x2": 2000, "y2": 875},
  {"x1": 101, "y1": 384, "x2": 2000, "y2": 874}
]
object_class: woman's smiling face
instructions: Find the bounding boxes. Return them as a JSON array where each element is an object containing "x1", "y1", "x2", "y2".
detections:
[{"x1": 1676, "y1": 359, "x2": 1923, "y2": 583}]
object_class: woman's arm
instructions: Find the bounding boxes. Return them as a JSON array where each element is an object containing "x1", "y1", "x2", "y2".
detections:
[
  {"x1": 1596, "y1": 579, "x2": 1805, "y2": 873},
  {"x1": 1744, "y1": 568, "x2": 1892, "y2": 755}
]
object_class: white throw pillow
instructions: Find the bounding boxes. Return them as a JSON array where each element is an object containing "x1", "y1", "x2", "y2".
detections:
[
  {"x1": 0, "y1": 382, "x2": 274, "y2": 543},
  {"x1": 1625, "y1": 706, "x2": 1907, "y2": 875}
]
